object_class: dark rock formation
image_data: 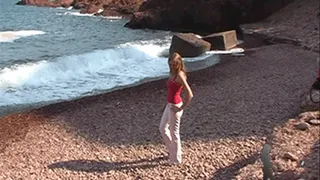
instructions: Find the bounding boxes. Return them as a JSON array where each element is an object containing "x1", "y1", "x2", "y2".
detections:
[
  {"x1": 125, "y1": 0, "x2": 294, "y2": 35},
  {"x1": 169, "y1": 33, "x2": 211, "y2": 57}
]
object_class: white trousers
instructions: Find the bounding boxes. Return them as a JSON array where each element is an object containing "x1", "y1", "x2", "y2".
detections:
[{"x1": 159, "y1": 102, "x2": 183, "y2": 163}]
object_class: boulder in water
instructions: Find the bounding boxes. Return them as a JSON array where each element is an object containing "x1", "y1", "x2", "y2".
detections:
[{"x1": 169, "y1": 33, "x2": 211, "y2": 57}]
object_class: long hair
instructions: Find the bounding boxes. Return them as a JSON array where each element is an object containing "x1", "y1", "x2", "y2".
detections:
[{"x1": 168, "y1": 52, "x2": 186, "y2": 75}]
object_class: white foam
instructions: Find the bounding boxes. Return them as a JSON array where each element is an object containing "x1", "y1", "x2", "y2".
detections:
[
  {"x1": 122, "y1": 36, "x2": 239, "y2": 62},
  {"x1": 56, "y1": 9, "x2": 111, "y2": 18},
  {"x1": 0, "y1": 30, "x2": 45, "y2": 43},
  {"x1": 61, "y1": 11, "x2": 95, "y2": 17},
  {"x1": 0, "y1": 41, "x2": 171, "y2": 107},
  {"x1": 102, "y1": 16, "x2": 123, "y2": 20},
  {"x1": 58, "y1": 13, "x2": 123, "y2": 21},
  {"x1": 120, "y1": 42, "x2": 169, "y2": 58},
  {"x1": 97, "y1": 9, "x2": 103, "y2": 14},
  {"x1": 206, "y1": 47, "x2": 245, "y2": 55},
  {"x1": 183, "y1": 53, "x2": 217, "y2": 62},
  {"x1": 55, "y1": 6, "x2": 73, "y2": 10}
]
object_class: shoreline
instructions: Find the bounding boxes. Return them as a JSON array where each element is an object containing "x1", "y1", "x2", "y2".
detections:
[
  {"x1": 0, "y1": 30, "x2": 316, "y2": 121},
  {"x1": 0, "y1": 54, "x2": 220, "y2": 118}
]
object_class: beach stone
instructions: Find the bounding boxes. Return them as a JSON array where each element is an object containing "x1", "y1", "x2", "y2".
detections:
[
  {"x1": 202, "y1": 30, "x2": 238, "y2": 50},
  {"x1": 300, "y1": 92, "x2": 319, "y2": 112},
  {"x1": 273, "y1": 160, "x2": 286, "y2": 172},
  {"x1": 169, "y1": 33, "x2": 211, "y2": 57},
  {"x1": 294, "y1": 122, "x2": 310, "y2": 131},
  {"x1": 73, "y1": 2, "x2": 88, "y2": 9},
  {"x1": 288, "y1": 119, "x2": 297, "y2": 123},
  {"x1": 307, "y1": 119, "x2": 320, "y2": 125},
  {"x1": 283, "y1": 152, "x2": 298, "y2": 161},
  {"x1": 299, "y1": 111, "x2": 320, "y2": 121}
]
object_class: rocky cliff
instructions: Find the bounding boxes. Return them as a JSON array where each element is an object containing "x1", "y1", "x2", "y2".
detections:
[
  {"x1": 125, "y1": 0, "x2": 294, "y2": 35},
  {"x1": 16, "y1": 0, "x2": 144, "y2": 17}
]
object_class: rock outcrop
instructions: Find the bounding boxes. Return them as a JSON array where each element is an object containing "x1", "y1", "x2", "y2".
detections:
[
  {"x1": 16, "y1": 0, "x2": 144, "y2": 17},
  {"x1": 16, "y1": 0, "x2": 295, "y2": 35},
  {"x1": 125, "y1": 0, "x2": 294, "y2": 35},
  {"x1": 16, "y1": 0, "x2": 74, "y2": 7},
  {"x1": 77, "y1": 0, "x2": 144, "y2": 16}
]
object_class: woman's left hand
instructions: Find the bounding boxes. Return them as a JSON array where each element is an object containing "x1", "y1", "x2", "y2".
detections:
[{"x1": 171, "y1": 106, "x2": 182, "y2": 112}]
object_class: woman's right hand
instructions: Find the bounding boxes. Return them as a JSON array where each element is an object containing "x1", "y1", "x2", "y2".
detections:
[{"x1": 170, "y1": 105, "x2": 182, "y2": 112}]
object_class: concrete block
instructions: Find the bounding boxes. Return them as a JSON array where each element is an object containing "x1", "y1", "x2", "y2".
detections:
[{"x1": 202, "y1": 30, "x2": 238, "y2": 50}]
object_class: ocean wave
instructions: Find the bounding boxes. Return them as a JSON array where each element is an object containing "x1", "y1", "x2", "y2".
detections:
[
  {"x1": 56, "y1": 11, "x2": 94, "y2": 17},
  {"x1": 57, "y1": 9, "x2": 104, "y2": 17},
  {"x1": 55, "y1": 9, "x2": 122, "y2": 21},
  {"x1": 102, "y1": 16, "x2": 123, "y2": 20},
  {"x1": 0, "y1": 40, "x2": 170, "y2": 107},
  {"x1": 55, "y1": 6, "x2": 73, "y2": 10}
]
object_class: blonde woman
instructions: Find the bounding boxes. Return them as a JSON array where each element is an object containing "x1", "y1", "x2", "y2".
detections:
[{"x1": 159, "y1": 52, "x2": 194, "y2": 165}]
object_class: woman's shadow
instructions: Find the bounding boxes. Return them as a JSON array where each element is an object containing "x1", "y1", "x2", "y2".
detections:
[{"x1": 48, "y1": 156, "x2": 167, "y2": 173}]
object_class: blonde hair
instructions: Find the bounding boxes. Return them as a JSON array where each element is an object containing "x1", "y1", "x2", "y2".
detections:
[{"x1": 168, "y1": 52, "x2": 186, "y2": 75}]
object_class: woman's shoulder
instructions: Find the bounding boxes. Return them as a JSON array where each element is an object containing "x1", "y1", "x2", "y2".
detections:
[
  {"x1": 177, "y1": 71, "x2": 187, "y2": 82},
  {"x1": 178, "y1": 71, "x2": 186, "y2": 78}
]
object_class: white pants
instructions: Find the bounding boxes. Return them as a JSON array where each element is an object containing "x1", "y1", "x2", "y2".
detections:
[{"x1": 159, "y1": 102, "x2": 183, "y2": 163}]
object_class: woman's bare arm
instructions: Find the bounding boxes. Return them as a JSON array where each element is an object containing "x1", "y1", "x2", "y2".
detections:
[{"x1": 177, "y1": 71, "x2": 193, "y2": 110}]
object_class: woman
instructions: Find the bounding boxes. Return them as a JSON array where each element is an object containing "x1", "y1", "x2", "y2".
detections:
[{"x1": 159, "y1": 52, "x2": 194, "y2": 165}]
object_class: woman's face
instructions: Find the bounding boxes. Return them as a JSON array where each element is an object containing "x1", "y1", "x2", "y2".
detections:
[{"x1": 168, "y1": 59, "x2": 179, "y2": 72}]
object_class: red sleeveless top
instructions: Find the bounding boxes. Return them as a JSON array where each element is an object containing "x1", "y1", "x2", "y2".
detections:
[{"x1": 167, "y1": 76, "x2": 183, "y2": 104}]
